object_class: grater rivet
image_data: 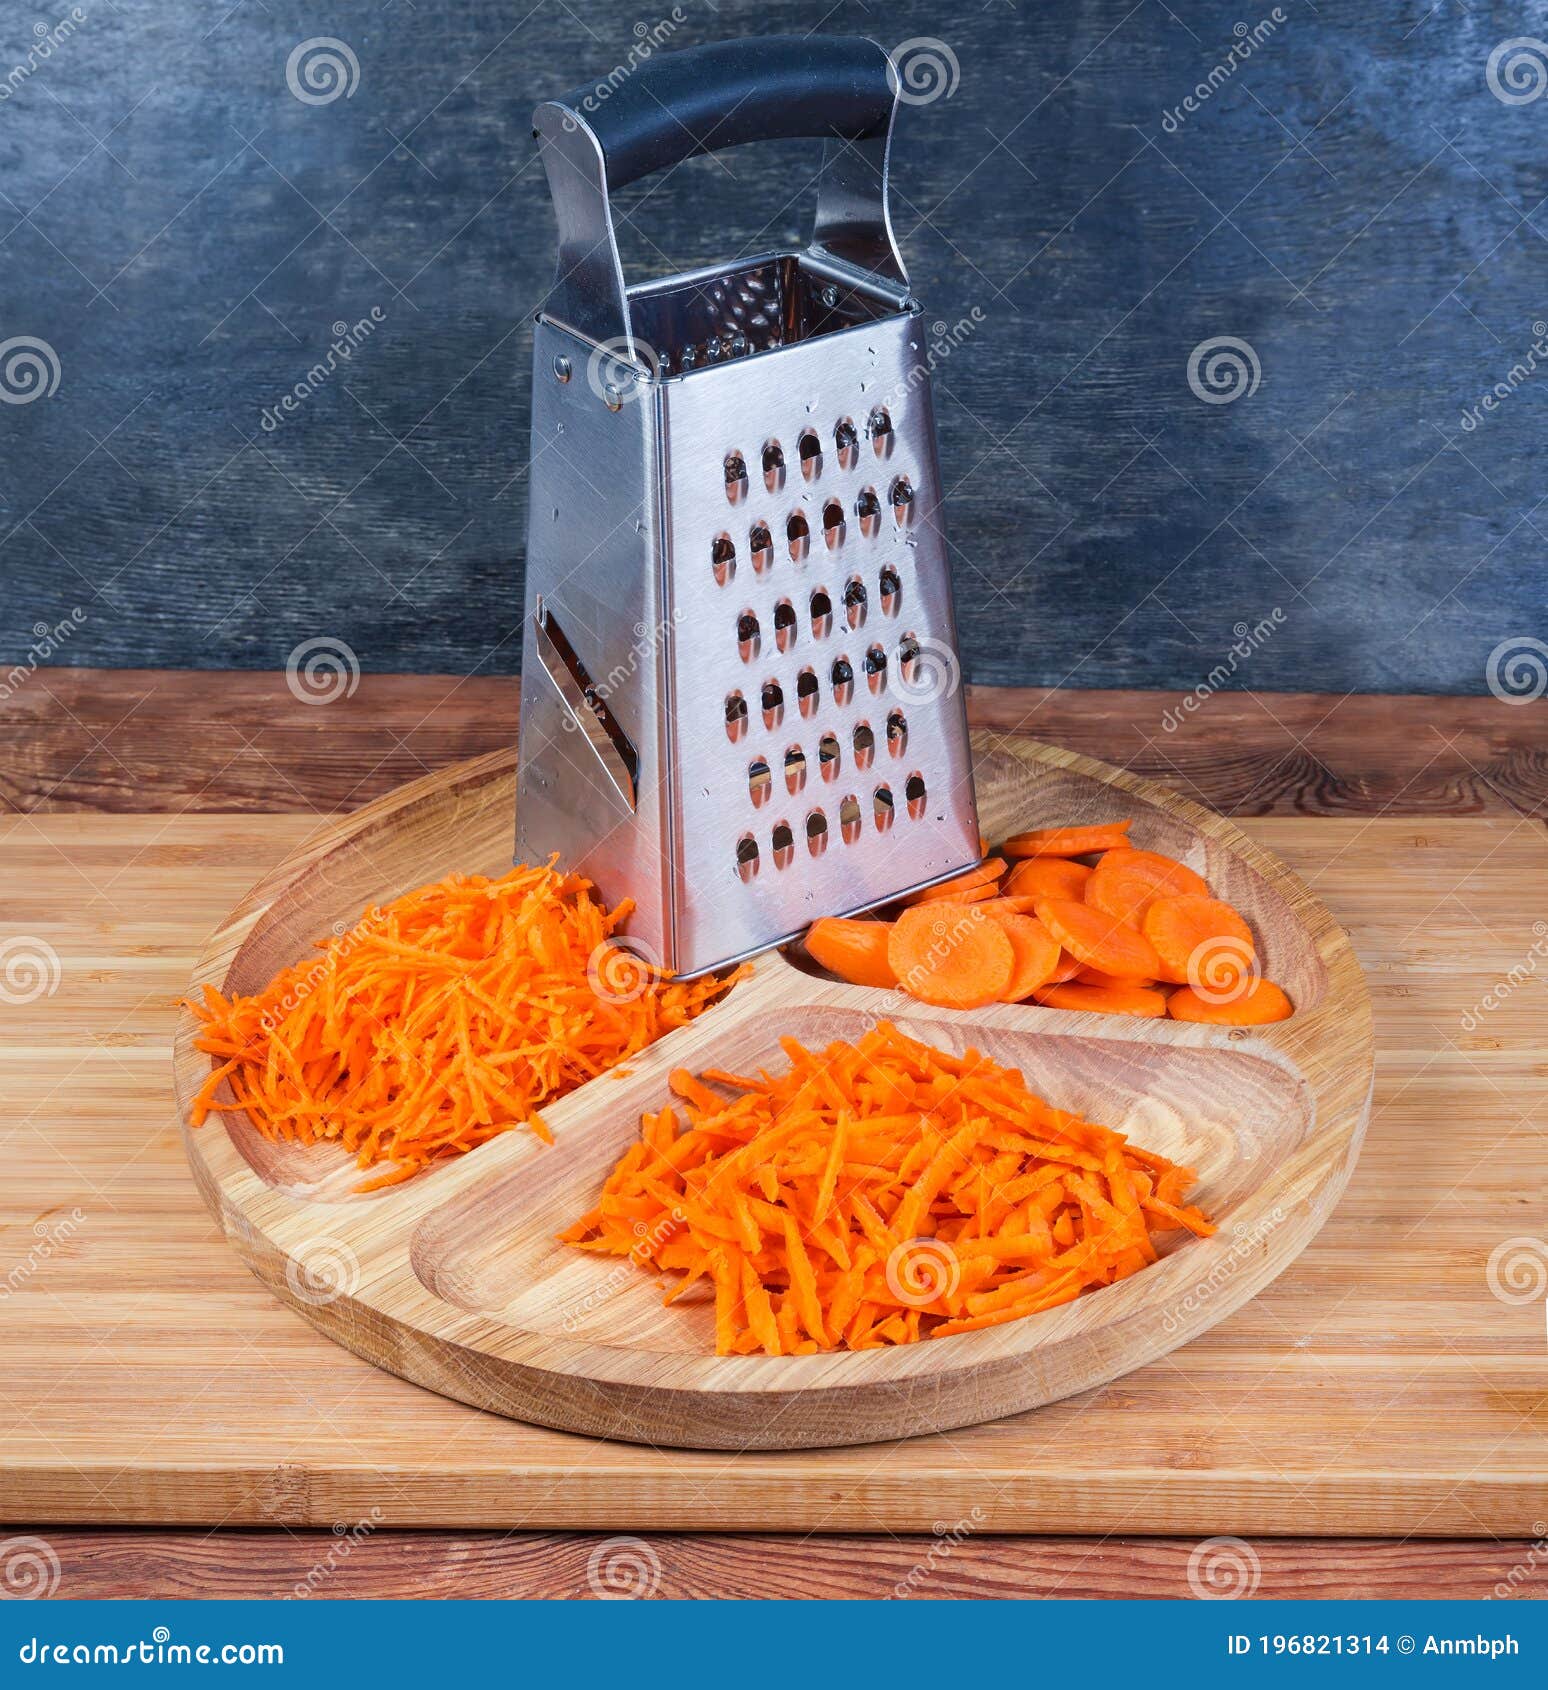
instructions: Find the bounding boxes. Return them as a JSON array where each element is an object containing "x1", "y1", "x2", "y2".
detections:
[
  {"x1": 603, "y1": 383, "x2": 625, "y2": 411},
  {"x1": 820, "y1": 284, "x2": 839, "y2": 308},
  {"x1": 553, "y1": 355, "x2": 573, "y2": 383}
]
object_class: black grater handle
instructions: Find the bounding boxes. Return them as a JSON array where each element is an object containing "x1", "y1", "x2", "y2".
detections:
[{"x1": 554, "y1": 35, "x2": 896, "y2": 191}]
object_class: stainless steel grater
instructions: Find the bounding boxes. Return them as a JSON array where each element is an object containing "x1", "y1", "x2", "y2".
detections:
[{"x1": 515, "y1": 34, "x2": 980, "y2": 978}]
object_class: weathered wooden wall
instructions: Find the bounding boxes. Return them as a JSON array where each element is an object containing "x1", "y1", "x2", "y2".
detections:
[{"x1": 0, "y1": 0, "x2": 1542, "y2": 692}]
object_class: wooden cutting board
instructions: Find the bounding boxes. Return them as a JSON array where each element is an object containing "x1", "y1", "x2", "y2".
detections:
[{"x1": 1, "y1": 771, "x2": 1545, "y2": 1533}]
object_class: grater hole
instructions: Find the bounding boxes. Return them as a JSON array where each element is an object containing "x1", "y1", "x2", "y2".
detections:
[
  {"x1": 822, "y1": 498, "x2": 846, "y2": 549},
  {"x1": 795, "y1": 666, "x2": 819, "y2": 718},
  {"x1": 855, "y1": 486, "x2": 881, "y2": 538},
  {"x1": 898, "y1": 632, "x2": 922, "y2": 684},
  {"x1": 852, "y1": 720, "x2": 875, "y2": 769},
  {"x1": 762, "y1": 680, "x2": 785, "y2": 730},
  {"x1": 879, "y1": 564, "x2": 901, "y2": 615},
  {"x1": 712, "y1": 533, "x2": 736, "y2": 587},
  {"x1": 818, "y1": 731, "x2": 840, "y2": 780},
  {"x1": 891, "y1": 475, "x2": 915, "y2": 524},
  {"x1": 772, "y1": 598, "x2": 797, "y2": 652},
  {"x1": 736, "y1": 610, "x2": 760, "y2": 662},
  {"x1": 784, "y1": 745, "x2": 806, "y2": 793},
  {"x1": 864, "y1": 643, "x2": 888, "y2": 694},
  {"x1": 771, "y1": 820, "x2": 795, "y2": 869},
  {"x1": 748, "y1": 757, "x2": 771, "y2": 806},
  {"x1": 905, "y1": 772, "x2": 927, "y2": 820},
  {"x1": 868, "y1": 405, "x2": 894, "y2": 457},
  {"x1": 763, "y1": 439, "x2": 786, "y2": 493},
  {"x1": 725, "y1": 691, "x2": 748, "y2": 742},
  {"x1": 843, "y1": 576, "x2": 868, "y2": 629},
  {"x1": 806, "y1": 809, "x2": 828, "y2": 856},
  {"x1": 750, "y1": 520, "x2": 773, "y2": 573},
  {"x1": 724, "y1": 451, "x2": 748, "y2": 505},
  {"x1": 839, "y1": 793, "x2": 862, "y2": 843},
  {"x1": 736, "y1": 833, "x2": 760, "y2": 880},
  {"x1": 830, "y1": 654, "x2": 854, "y2": 707},
  {"x1": 809, "y1": 587, "x2": 832, "y2": 639},
  {"x1": 834, "y1": 417, "x2": 859, "y2": 469},
  {"x1": 873, "y1": 785, "x2": 895, "y2": 832},
  {"x1": 787, "y1": 509, "x2": 810, "y2": 562},
  {"x1": 886, "y1": 707, "x2": 908, "y2": 756},
  {"x1": 798, "y1": 429, "x2": 822, "y2": 480}
]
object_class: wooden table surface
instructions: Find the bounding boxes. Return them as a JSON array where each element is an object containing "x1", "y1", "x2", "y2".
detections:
[{"x1": 3, "y1": 671, "x2": 1544, "y2": 1601}]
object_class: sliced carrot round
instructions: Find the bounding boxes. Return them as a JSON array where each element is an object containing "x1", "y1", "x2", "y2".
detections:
[
  {"x1": 887, "y1": 903, "x2": 1014, "y2": 1010},
  {"x1": 1142, "y1": 894, "x2": 1255, "y2": 986},
  {"x1": 1032, "y1": 982, "x2": 1169, "y2": 1018},
  {"x1": 1003, "y1": 821, "x2": 1132, "y2": 859},
  {"x1": 900, "y1": 859, "x2": 1006, "y2": 905},
  {"x1": 1085, "y1": 848, "x2": 1208, "y2": 928},
  {"x1": 804, "y1": 918, "x2": 896, "y2": 990},
  {"x1": 1168, "y1": 979, "x2": 1293, "y2": 1024},
  {"x1": 1032, "y1": 897, "x2": 1162, "y2": 980},
  {"x1": 979, "y1": 893, "x2": 1043, "y2": 915},
  {"x1": 1003, "y1": 857, "x2": 1092, "y2": 901},
  {"x1": 1047, "y1": 950, "x2": 1084, "y2": 983},
  {"x1": 980, "y1": 910, "x2": 1062, "y2": 1001}
]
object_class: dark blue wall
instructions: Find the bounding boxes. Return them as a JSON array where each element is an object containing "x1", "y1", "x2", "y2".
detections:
[{"x1": 0, "y1": 0, "x2": 1542, "y2": 692}]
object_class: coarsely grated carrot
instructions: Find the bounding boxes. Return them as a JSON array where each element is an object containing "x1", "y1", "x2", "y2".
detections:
[
  {"x1": 182, "y1": 862, "x2": 739, "y2": 1188},
  {"x1": 563, "y1": 1021, "x2": 1213, "y2": 1355}
]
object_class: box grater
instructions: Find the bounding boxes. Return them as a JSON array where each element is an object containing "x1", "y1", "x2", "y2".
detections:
[{"x1": 515, "y1": 34, "x2": 980, "y2": 978}]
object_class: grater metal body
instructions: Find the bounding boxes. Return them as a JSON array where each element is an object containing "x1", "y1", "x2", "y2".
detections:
[{"x1": 515, "y1": 36, "x2": 980, "y2": 978}]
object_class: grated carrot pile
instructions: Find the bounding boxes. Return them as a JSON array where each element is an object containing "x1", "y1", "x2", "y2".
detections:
[
  {"x1": 183, "y1": 862, "x2": 738, "y2": 1190},
  {"x1": 562, "y1": 1022, "x2": 1214, "y2": 1353}
]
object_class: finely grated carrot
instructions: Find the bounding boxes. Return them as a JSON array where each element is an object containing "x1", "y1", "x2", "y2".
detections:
[
  {"x1": 562, "y1": 1021, "x2": 1213, "y2": 1354},
  {"x1": 182, "y1": 861, "x2": 739, "y2": 1189}
]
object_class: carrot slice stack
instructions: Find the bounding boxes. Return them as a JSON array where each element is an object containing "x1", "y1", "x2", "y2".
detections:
[{"x1": 564, "y1": 1022, "x2": 1214, "y2": 1354}]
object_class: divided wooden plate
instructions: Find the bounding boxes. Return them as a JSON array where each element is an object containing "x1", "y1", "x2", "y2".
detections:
[{"x1": 174, "y1": 733, "x2": 1373, "y2": 1451}]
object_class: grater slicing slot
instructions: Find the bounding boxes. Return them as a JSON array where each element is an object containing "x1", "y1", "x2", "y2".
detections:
[{"x1": 531, "y1": 602, "x2": 639, "y2": 814}]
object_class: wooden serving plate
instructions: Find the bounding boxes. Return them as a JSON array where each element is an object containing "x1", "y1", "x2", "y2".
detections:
[{"x1": 174, "y1": 733, "x2": 1373, "y2": 1451}]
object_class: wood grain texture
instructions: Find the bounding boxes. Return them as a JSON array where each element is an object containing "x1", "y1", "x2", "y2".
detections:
[
  {"x1": 173, "y1": 736, "x2": 1373, "y2": 1450},
  {"x1": 6, "y1": 671, "x2": 1545, "y2": 818},
  {"x1": 31, "y1": 1532, "x2": 1548, "y2": 1601},
  {"x1": 0, "y1": 5, "x2": 1541, "y2": 695},
  {"x1": 0, "y1": 798, "x2": 1542, "y2": 1529}
]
